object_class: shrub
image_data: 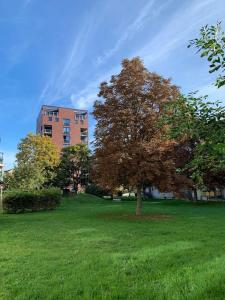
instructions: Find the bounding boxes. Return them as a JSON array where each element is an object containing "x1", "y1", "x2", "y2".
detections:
[
  {"x1": 86, "y1": 184, "x2": 110, "y2": 198},
  {"x1": 121, "y1": 196, "x2": 136, "y2": 201},
  {"x1": 2, "y1": 188, "x2": 61, "y2": 214}
]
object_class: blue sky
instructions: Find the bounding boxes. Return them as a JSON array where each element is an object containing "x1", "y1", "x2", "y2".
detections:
[{"x1": 0, "y1": 0, "x2": 225, "y2": 169}]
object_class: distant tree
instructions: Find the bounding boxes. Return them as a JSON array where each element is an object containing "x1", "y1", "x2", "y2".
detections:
[
  {"x1": 93, "y1": 57, "x2": 186, "y2": 216},
  {"x1": 3, "y1": 170, "x2": 15, "y2": 190},
  {"x1": 9, "y1": 133, "x2": 59, "y2": 190},
  {"x1": 54, "y1": 144, "x2": 90, "y2": 193},
  {"x1": 188, "y1": 21, "x2": 225, "y2": 88},
  {"x1": 163, "y1": 93, "x2": 225, "y2": 196}
]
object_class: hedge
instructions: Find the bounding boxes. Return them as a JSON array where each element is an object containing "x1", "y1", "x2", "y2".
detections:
[
  {"x1": 2, "y1": 188, "x2": 61, "y2": 213},
  {"x1": 85, "y1": 184, "x2": 111, "y2": 198}
]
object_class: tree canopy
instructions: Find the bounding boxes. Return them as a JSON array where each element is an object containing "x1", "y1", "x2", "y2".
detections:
[
  {"x1": 93, "y1": 57, "x2": 186, "y2": 215},
  {"x1": 54, "y1": 143, "x2": 90, "y2": 192},
  {"x1": 188, "y1": 21, "x2": 225, "y2": 88},
  {"x1": 9, "y1": 133, "x2": 59, "y2": 190},
  {"x1": 163, "y1": 92, "x2": 225, "y2": 191}
]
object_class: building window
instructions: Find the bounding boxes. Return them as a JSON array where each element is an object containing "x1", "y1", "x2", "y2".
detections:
[
  {"x1": 48, "y1": 117, "x2": 52, "y2": 122},
  {"x1": 63, "y1": 118, "x2": 70, "y2": 126},
  {"x1": 63, "y1": 135, "x2": 70, "y2": 143},
  {"x1": 63, "y1": 127, "x2": 70, "y2": 133},
  {"x1": 55, "y1": 117, "x2": 59, "y2": 122}
]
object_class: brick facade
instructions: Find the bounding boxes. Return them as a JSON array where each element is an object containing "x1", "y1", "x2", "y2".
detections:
[{"x1": 36, "y1": 105, "x2": 88, "y2": 150}]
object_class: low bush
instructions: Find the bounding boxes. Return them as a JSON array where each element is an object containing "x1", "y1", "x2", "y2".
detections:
[
  {"x1": 3, "y1": 188, "x2": 61, "y2": 213},
  {"x1": 86, "y1": 184, "x2": 111, "y2": 198},
  {"x1": 121, "y1": 195, "x2": 155, "y2": 201},
  {"x1": 121, "y1": 196, "x2": 136, "y2": 201}
]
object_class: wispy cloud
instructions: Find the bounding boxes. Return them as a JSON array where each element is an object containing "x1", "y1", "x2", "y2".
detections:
[
  {"x1": 39, "y1": 19, "x2": 93, "y2": 104},
  {"x1": 70, "y1": 66, "x2": 119, "y2": 109},
  {"x1": 138, "y1": 0, "x2": 218, "y2": 65},
  {"x1": 38, "y1": 2, "x2": 111, "y2": 106},
  {"x1": 94, "y1": 0, "x2": 170, "y2": 66},
  {"x1": 40, "y1": 0, "x2": 225, "y2": 112},
  {"x1": 39, "y1": 0, "x2": 172, "y2": 107},
  {"x1": 71, "y1": 0, "x2": 222, "y2": 110}
]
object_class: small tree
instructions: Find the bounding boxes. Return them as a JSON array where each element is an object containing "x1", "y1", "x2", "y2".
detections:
[
  {"x1": 54, "y1": 144, "x2": 90, "y2": 193},
  {"x1": 188, "y1": 21, "x2": 225, "y2": 88},
  {"x1": 10, "y1": 133, "x2": 59, "y2": 190},
  {"x1": 93, "y1": 57, "x2": 183, "y2": 216}
]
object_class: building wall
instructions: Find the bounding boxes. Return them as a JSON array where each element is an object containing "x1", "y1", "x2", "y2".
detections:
[
  {"x1": 144, "y1": 186, "x2": 173, "y2": 199},
  {"x1": 37, "y1": 105, "x2": 88, "y2": 150}
]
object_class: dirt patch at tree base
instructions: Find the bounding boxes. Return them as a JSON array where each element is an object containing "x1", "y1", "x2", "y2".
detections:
[{"x1": 98, "y1": 213, "x2": 174, "y2": 221}]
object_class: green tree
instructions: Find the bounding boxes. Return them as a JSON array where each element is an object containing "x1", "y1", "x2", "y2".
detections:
[
  {"x1": 10, "y1": 133, "x2": 59, "y2": 190},
  {"x1": 188, "y1": 21, "x2": 225, "y2": 88},
  {"x1": 54, "y1": 144, "x2": 90, "y2": 193},
  {"x1": 163, "y1": 93, "x2": 225, "y2": 194}
]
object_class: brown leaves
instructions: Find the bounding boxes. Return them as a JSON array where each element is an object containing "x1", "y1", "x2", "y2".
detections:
[{"x1": 93, "y1": 57, "x2": 186, "y2": 192}]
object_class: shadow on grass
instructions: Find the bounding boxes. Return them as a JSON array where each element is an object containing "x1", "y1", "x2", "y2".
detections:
[
  {"x1": 161, "y1": 199, "x2": 225, "y2": 207},
  {"x1": 97, "y1": 212, "x2": 174, "y2": 221}
]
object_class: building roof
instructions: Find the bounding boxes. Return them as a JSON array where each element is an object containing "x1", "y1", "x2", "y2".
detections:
[{"x1": 41, "y1": 104, "x2": 88, "y2": 112}]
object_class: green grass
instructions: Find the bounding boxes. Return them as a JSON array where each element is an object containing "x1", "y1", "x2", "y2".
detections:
[{"x1": 1, "y1": 194, "x2": 225, "y2": 299}]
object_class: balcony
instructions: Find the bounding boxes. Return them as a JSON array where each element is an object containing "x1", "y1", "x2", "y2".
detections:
[
  {"x1": 81, "y1": 136, "x2": 88, "y2": 144},
  {"x1": 80, "y1": 128, "x2": 88, "y2": 135},
  {"x1": 43, "y1": 125, "x2": 52, "y2": 137},
  {"x1": 80, "y1": 128, "x2": 88, "y2": 144},
  {"x1": 44, "y1": 109, "x2": 59, "y2": 117},
  {"x1": 75, "y1": 112, "x2": 87, "y2": 121},
  {"x1": 44, "y1": 129, "x2": 52, "y2": 134}
]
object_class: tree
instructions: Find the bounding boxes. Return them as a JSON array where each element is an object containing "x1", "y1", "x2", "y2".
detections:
[
  {"x1": 93, "y1": 57, "x2": 184, "y2": 216},
  {"x1": 54, "y1": 144, "x2": 90, "y2": 193},
  {"x1": 163, "y1": 93, "x2": 225, "y2": 195},
  {"x1": 10, "y1": 133, "x2": 59, "y2": 190},
  {"x1": 188, "y1": 21, "x2": 225, "y2": 88}
]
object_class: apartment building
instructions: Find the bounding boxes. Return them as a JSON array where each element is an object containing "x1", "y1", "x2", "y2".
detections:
[{"x1": 36, "y1": 105, "x2": 88, "y2": 150}]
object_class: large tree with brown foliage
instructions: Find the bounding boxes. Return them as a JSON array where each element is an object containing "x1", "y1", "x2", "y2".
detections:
[{"x1": 93, "y1": 57, "x2": 186, "y2": 215}]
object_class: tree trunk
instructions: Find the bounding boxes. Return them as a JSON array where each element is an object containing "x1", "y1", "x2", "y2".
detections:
[
  {"x1": 193, "y1": 188, "x2": 198, "y2": 202},
  {"x1": 73, "y1": 179, "x2": 78, "y2": 194},
  {"x1": 136, "y1": 185, "x2": 142, "y2": 216}
]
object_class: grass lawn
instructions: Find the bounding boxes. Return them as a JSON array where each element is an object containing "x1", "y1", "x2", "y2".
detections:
[{"x1": 1, "y1": 194, "x2": 225, "y2": 299}]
